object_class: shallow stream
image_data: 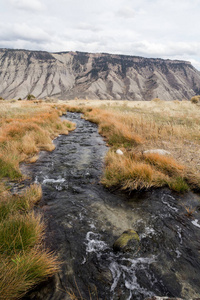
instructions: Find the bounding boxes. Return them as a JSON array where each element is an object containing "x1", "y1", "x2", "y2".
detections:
[{"x1": 22, "y1": 112, "x2": 200, "y2": 300}]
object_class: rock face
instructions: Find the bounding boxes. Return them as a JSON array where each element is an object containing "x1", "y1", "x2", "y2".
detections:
[{"x1": 0, "y1": 48, "x2": 200, "y2": 100}]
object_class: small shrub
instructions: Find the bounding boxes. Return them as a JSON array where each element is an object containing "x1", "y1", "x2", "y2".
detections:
[
  {"x1": 182, "y1": 205, "x2": 196, "y2": 217},
  {"x1": 27, "y1": 94, "x2": 35, "y2": 100},
  {"x1": 190, "y1": 95, "x2": 200, "y2": 104},
  {"x1": 151, "y1": 98, "x2": 163, "y2": 102}
]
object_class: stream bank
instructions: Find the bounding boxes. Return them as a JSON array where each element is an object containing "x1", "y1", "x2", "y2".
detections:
[{"x1": 22, "y1": 112, "x2": 200, "y2": 300}]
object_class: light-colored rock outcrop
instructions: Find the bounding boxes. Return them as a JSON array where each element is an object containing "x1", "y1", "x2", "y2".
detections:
[
  {"x1": 143, "y1": 149, "x2": 171, "y2": 156},
  {"x1": 0, "y1": 49, "x2": 200, "y2": 100},
  {"x1": 116, "y1": 149, "x2": 124, "y2": 155}
]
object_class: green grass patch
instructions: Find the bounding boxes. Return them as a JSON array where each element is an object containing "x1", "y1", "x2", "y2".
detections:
[
  {"x1": 167, "y1": 177, "x2": 189, "y2": 193},
  {"x1": 0, "y1": 185, "x2": 42, "y2": 221},
  {"x1": 0, "y1": 213, "x2": 43, "y2": 255},
  {"x1": 0, "y1": 184, "x2": 58, "y2": 298},
  {"x1": 0, "y1": 157, "x2": 21, "y2": 179}
]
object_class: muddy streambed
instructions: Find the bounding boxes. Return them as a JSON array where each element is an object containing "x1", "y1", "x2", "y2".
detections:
[{"x1": 22, "y1": 112, "x2": 200, "y2": 300}]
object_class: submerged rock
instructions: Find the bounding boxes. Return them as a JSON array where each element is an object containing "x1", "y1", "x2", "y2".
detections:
[{"x1": 113, "y1": 229, "x2": 140, "y2": 253}]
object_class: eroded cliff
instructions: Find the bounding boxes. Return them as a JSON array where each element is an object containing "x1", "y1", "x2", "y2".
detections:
[{"x1": 0, "y1": 49, "x2": 200, "y2": 100}]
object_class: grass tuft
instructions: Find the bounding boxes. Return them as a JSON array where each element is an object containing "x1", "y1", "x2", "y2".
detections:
[
  {"x1": 0, "y1": 156, "x2": 22, "y2": 179},
  {"x1": 167, "y1": 177, "x2": 189, "y2": 193},
  {"x1": 143, "y1": 153, "x2": 185, "y2": 177},
  {"x1": 102, "y1": 151, "x2": 167, "y2": 191},
  {"x1": 0, "y1": 213, "x2": 43, "y2": 255},
  {"x1": 0, "y1": 250, "x2": 59, "y2": 300},
  {"x1": 0, "y1": 184, "x2": 42, "y2": 221}
]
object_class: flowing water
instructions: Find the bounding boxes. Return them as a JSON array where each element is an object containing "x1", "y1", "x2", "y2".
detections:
[{"x1": 22, "y1": 112, "x2": 200, "y2": 300}]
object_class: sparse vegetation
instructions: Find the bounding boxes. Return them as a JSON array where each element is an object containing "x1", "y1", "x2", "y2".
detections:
[
  {"x1": 190, "y1": 95, "x2": 200, "y2": 104},
  {"x1": 182, "y1": 205, "x2": 196, "y2": 217},
  {"x1": 0, "y1": 100, "x2": 75, "y2": 298}
]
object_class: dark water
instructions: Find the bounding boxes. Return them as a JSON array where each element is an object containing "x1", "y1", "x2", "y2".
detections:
[{"x1": 22, "y1": 112, "x2": 200, "y2": 300}]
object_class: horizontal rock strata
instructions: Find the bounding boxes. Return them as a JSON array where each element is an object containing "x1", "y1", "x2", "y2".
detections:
[{"x1": 0, "y1": 49, "x2": 200, "y2": 100}]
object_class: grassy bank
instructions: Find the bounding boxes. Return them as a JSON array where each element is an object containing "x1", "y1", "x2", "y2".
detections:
[
  {"x1": 0, "y1": 100, "x2": 75, "y2": 299},
  {"x1": 65, "y1": 99, "x2": 200, "y2": 192},
  {"x1": 0, "y1": 101, "x2": 75, "y2": 177}
]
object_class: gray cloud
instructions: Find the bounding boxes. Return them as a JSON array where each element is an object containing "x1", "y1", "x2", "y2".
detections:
[
  {"x1": 116, "y1": 7, "x2": 136, "y2": 19},
  {"x1": 10, "y1": 0, "x2": 44, "y2": 12},
  {"x1": 75, "y1": 22, "x2": 102, "y2": 32},
  {"x1": 0, "y1": 0, "x2": 200, "y2": 70},
  {"x1": 13, "y1": 23, "x2": 50, "y2": 42},
  {"x1": 0, "y1": 22, "x2": 51, "y2": 43}
]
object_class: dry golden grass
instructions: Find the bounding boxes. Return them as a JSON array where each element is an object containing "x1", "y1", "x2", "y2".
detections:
[
  {"x1": 85, "y1": 109, "x2": 144, "y2": 146},
  {"x1": 0, "y1": 101, "x2": 76, "y2": 179},
  {"x1": 143, "y1": 153, "x2": 185, "y2": 177},
  {"x1": 0, "y1": 183, "x2": 59, "y2": 299},
  {"x1": 0, "y1": 250, "x2": 59, "y2": 300},
  {"x1": 65, "y1": 99, "x2": 200, "y2": 192},
  {"x1": 0, "y1": 100, "x2": 76, "y2": 298},
  {"x1": 102, "y1": 151, "x2": 167, "y2": 190}
]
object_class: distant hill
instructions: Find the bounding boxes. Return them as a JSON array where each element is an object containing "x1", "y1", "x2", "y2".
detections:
[{"x1": 0, "y1": 48, "x2": 200, "y2": 100}]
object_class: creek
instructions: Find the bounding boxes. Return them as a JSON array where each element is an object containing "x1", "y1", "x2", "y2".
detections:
[{"x1": 22, "y1": 112, "x2": 200, "y2": 300}]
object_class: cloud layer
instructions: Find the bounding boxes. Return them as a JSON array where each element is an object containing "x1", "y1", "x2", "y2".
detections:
[{"x1": 0, "y1": 0, "x2": 199, "y2": 69}]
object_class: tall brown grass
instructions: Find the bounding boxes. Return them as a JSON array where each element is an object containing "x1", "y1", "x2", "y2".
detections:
[
  {"x1": 0, "y1": 250, "x2": 59, "y2": 300},
  {"x1": 84, "y1": 108, "x2": 144, "y2": 147},
  {"x1": 0, "y1": 100, "x2": 75, "y2": 298},
  {"x1": 102, "y1": 151, "x2": 166, "y2": 190},
  {"x1": 0, "y1": 101, "x2": 75, "y2": 179},
  {"x1": 67, "y1": 100, "x2": 199, "y2": 192}
]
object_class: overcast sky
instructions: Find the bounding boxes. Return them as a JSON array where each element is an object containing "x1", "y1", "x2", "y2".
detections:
[{"x1": 1, "y1": 0, "x2": 200, "y2": 69}]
